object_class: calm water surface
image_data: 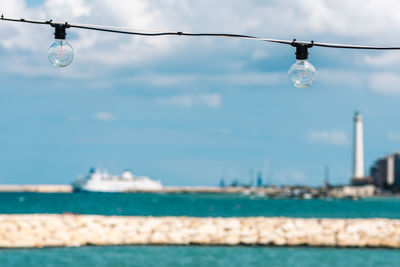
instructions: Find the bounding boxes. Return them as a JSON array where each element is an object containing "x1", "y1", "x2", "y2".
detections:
[
  {"x1": 0, "y1": 192, "x2": 400, "y2": 218},
  {"x1": 0, "y1": 246, "x2": 398, "y2": 267}
]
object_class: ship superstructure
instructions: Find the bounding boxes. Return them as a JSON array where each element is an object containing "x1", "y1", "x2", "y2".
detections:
[{"x1": 72, "y1": 168, "x2": 162, "y2": 192}]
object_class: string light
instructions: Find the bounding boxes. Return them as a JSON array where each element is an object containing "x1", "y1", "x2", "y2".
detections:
[
  {"x1": 2, "y1": 15, "x2": 400, "y2": 88},
  {"x1": 288, "y1": 42, "x2": 316, "y2": 88},
  {"x1": 48, "y1": 23, "x2": 73, "y2": 67}
]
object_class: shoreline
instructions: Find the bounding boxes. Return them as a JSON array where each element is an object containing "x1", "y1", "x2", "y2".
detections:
[
  {"x1": 0, "y1": 185, "x2": 73, "y2": 193},
  {"x1": 0, "y1": 214, "x2": 399, "y2": 249},
  {"x1": 0, "y1": 184, "x2": 399, "y2": 199},
  {"x1": 1, "y1": 244, "x2": 399, "y2": 251}
]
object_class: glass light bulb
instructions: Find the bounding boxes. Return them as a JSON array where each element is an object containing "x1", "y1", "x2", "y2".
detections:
[
  {"x1": 288, "y1": 60, "x2": 316, "y2": 88},
  {"x1": 48, "y1": 39, "x2": 73, "y2": 67}
]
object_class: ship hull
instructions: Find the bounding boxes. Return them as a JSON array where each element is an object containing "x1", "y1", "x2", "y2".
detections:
[{"x1": 72, "y1": 179, "x2": 162, "y2": 193}]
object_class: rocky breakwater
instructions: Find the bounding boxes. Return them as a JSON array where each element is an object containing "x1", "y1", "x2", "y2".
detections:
[{"x1": 0, "y1": 215, "x2": 399, "y2": 248}]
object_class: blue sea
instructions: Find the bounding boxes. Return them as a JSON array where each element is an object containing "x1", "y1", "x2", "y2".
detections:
[
  {"x1": 1, "y1": 192, "x2": 400, "y2": 218},
  {"x1": 1, "y1": 192, "x2": 400, "y2": 266},
  {"x1": 1, "y1": 246, "x2": 398, "y2": 267}
]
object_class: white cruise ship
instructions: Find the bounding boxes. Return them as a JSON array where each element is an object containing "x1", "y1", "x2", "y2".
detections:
[{"x1": 72, "y1": 168, "x2": 163, "y2": 192}]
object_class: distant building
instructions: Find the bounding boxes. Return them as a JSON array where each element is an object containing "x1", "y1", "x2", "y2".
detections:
[
  {"x1": 343, "y1": 185, "x2": 375, "y2": 197},
  {"x1": 370, "y1": 158, "x2": 387, "y2": 189},
  {"x1": 370, "y1": 152, "x2": 400, "y2": 189}
]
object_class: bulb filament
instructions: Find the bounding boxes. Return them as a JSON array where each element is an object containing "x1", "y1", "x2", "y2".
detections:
[{"x1": 298, "y1": 68, "x2": 307, "y2": 79}]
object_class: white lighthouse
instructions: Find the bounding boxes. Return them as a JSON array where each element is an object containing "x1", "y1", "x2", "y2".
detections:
[{"x1": 352, "y1": 110, "x2": 365, "y2": 180}]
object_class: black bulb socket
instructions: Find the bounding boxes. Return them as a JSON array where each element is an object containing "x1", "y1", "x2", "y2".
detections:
[
  {"x1": 295, "y1": 45, "x2": 309, "y2": 60},
  {"x1": 54, "y1": 24, "x2": 67, "y2": 40},
  {"x1": 291, "y1": 40, "x2": 313, "y2": 60}
]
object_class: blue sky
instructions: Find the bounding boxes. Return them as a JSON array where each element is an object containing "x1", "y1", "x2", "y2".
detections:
[{"x1": 1, "y1": 0, "x2": 400, "y2": 186}]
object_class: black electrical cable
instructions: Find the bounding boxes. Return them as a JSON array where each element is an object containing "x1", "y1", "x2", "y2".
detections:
[
  {"x1": 2, "y1": 15, "x2": 400, "y2": 50},
  {"x1": 0, "y1": 16, "x2": 49, "y2": 25}
]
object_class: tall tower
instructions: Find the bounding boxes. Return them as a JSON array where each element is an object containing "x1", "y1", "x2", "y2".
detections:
[{"x1": 353, "y1": 111, "x2": 365, "y2": 179}]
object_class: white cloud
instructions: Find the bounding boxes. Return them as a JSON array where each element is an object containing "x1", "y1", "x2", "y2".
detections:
[
  {"x1": 317, "y1": 69, "x2": 365, "y2": 87},
  {"x1": 3, "y1": 1, "x2": 400, "y2": 65},
  {"x1": 44, "y1": 0, "x2": 91, "y2": 18},
  {"x1": 199, "y1": 94, "x2": 221, "y2": 108},
  {"x1": 387, "y1": 132, "x2": 400, "y2": 141},
  {"x1": 0, "y1": 0, "x2": 177, "y2": 76},
  {"x1": 140, "y1": 72, "x2": 285, "y2": 87},
  {"x1": 3, "y1": 0, "x2": 400, "y2": 82},
  {"x1": 370, "y1": 73, "x2": 400, "y2": 95},
  {"x1": 307, "y1": 130, "x2": 348, "y2": 146},
  {"x1": 158, "y1": 93, "x2": 221, "y2": 108},
  {"x1": 274, "y1": 170, "x2": 307, "y2": 184},
  {"x1": 251, "y1": 49, "x2": 268, "y2": 60},
  {"x1": 364, "y1": 52, "x2": 400, "y2": 67},
  {"x1": 220, "y1": 128, "x2": 231, "y2": 135},
  {"x1": 146, "y1": 74, "x2": 200, "y2": 87},
  {"x1": 66, "y1": 116, "x2": 80, "y2": 121},
  {"x1": 94, "y1": 111, "x2": 116, "y2": 122}
]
